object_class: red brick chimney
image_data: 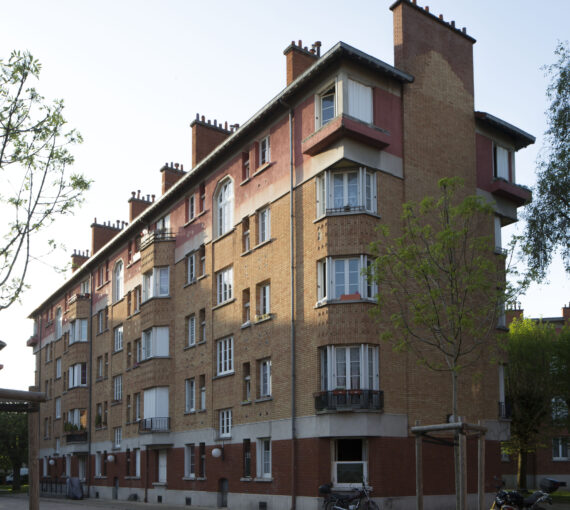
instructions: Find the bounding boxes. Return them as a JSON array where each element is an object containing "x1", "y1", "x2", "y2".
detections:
[
  {"x1": 70, "y1": 250, "x2": 89, "y2": 273},
  {"x1": 161, "y1": 162, "x2": 186, "y2": 194},
  {"x1": 191, "y1": 115, "x2": 232, "y2": 168},
  {"x1": 91, "y1": 219, "x2": 125, "y2": 255},
  {"x1": 283, "y1": 40, "x2": 320, "y2": 86},
  {"x1": 506, "y1": 302, "x2": 524, "y2": 326},
  {"x1": 563, "y1": 302, "x2": 570, "y2": 325},
  {"x1": 128, "y1": 191, "x2": 154, "y2": 222}
]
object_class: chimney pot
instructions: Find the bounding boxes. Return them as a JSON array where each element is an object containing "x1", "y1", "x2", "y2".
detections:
[
  {"x1": 181, "y1": 164, "x2": 184, "y2": 170},
  {"x1": 425, "y1": 6, "x2": 429, "y2": 12},
  {"x1": 175, "y1": 163, "x2": 179, "y2": 169},
  {"x1": 131, "y1": 191, "x2": 136, "y2": 198},
  {"x1": 462, "y1": 27, "x2": 467, "y2": 33},
  {"x1": 151, "y1": 194, "x2": 155, "y2": 202},
  {"x1": 451, "y1": 20, "x2": 455, "y2": 27},
  {"x1": 201, "y1": 115, "x2": 205, "y2": 122},
  {"x1": 137, "y1": 190, "x2": 141, "y2": 198},
  {"x1": 298, "y1": 39, "x2": 302, "y2": 47},
  {"x1": 214, "y1": 120, "x2": 217, "y2": 127},
  {"x1": 439, "y1": 14, "x2": 443, "y2": 20},
  {"x1": 196, "y1": 113, "x2": 199, "y2": 120}
]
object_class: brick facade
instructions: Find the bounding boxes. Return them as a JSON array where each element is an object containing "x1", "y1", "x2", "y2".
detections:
[{"x1": 29, "y1": 1, "x2": 535, "y2": 508}]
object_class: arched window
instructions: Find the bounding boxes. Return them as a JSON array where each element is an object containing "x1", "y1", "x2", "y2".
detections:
[
  {"x1": 215, "y1": 178, "x2": 233, "y2": 237},
  {"x1": 114, "y1": 260, "x2": 124, "y2": 302}
]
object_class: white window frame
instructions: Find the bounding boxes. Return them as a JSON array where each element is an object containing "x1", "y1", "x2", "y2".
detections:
[
  {"x1": 320, "y1": 345, "x2": 379, "y2": 391},
  {"x1": 185, "y1": 378, "x2": 196, "y2": 413},
  {"x1": 56, "y1": 358, "x2": 62, "y2": 379},
  {"x1": 347, "y1": 78, "x2": 373, "y2": 124},
  {"x1": 215, "y1": 178, "x2": 234, "y2": 237},
  {"x1": 187, "y1": 315, "x2": 196, "y2": 347},
  {"x1": 114, "y1": 325, "x2": 123, "y2": 352},
  {"x1": 494, "y1": 143, "x2": 511, "y2": 181},
  {"x1": 317, "y1": 84, "x2": 336, "y2": 128},
  {"x1": 316, "y1": 167, "x2": 377, "y2": 218},
  {"x1": 216, "y1": 337, "x2": 234, "y2": 375},
  {"x1": 55, "y1": 307, "x2": 62, "y2": 339},
  {"x1": 219, "y1": 409, "x2": 232, "y2": 438},
  {"x1": 141, "y1": 326, "x2": 169, "y2": 360},
  {"x1": 258, "y1": 283, "x2": 270, "y2": 317},
  {"x1": 260, "y1": 359, "x2": 271, "y2": 398},
  {"x1": 55, "y1": 397, "x2": 61, "y2": 419},
  {"x1": 188, "y1": 195, "x2": 195, "y2": 221},
  {"x1": 494, "y1": 215, "x2": 503, "y2": 252},
  {"x1": 68, "y1": 363, "x2": 87, "y2": 389},
  {"x1": 216, "y1": 267, "x2": 233, "y2": 304},
  {"x1": 114, "y1": 426, "x2": 122, "y2": 448},
  {"x1": 95, "y1": 452, "x2": 102, "y2": 477},
  {"x1": 134, "y1": 448, "x2": 141, "y2": 477},
  {"x1": 332, "y1": 438, "x2": 368, "y2": 486},
  {"x1": 69, "y1": 319, "x2": 88, "y2": 345},
  {"x1": 317, "y1": 255, "x2": 377, "y2": 303},
  {"x1": 184, "y1": 444, "x2": 196, "y2": 478},
  {"x1": 114, "y1": 260, "x2": 124, "y2": 303},
  {"x1": 113, "y1": 375, "x2": 123, "y2": 401},
  {"x1": 553, "y1": 437, "x2": 569, "y2": 461},
  {"x1": 260, "y1": 136, "x2": 270, "y2": 165},
  {"x1": 186, "y1": 252, "x2": 196, "y2": 283},
  {"x1": 142, "y1": 267, "x2": 170, "y2": 302},
  {"x1": 257, "y1": 438, "x2": 272, "y2": 479},
  {"x1": 258, "y1": 207, "x2": 271, "y2": 244}
]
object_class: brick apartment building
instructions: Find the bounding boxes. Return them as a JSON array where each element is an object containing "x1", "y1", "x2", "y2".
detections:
[
  {"x1": 27, "y1": 1, "x2": 536, "y2": 508},
  {"x1": 505, "y1": 304, "x2": 570, "y2": 489}
]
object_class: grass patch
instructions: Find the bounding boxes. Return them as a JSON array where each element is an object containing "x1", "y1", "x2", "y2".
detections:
[
  {"x1": 0, "y1": 484, "x2": 29, "y2": 493},
  {"x1": 551, "y1": 490, "x2": 570, "y2": 503}
]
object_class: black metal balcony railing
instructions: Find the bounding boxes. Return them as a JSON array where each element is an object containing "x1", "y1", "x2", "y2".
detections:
[
  {"x1": 140, "y1": 229, "x2": 176, "y2": 250},
  {"x1": 40, "y1": 478, "x2": 86, "y2": 498},
  {"x1": 315, "y1": 389, "x2": 384, "y2": 412},
  {"x1": 138, "y1": 417, "x2": 170, "y2": 433},
  {"x1": 498, "y1": 400, "x2": 512, "y2": 419},
  {"x1": 65, "y1": 431, "x2": 88, "y2": 444}
]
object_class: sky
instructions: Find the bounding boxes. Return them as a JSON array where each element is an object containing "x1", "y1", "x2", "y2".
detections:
[{"x1": 0, "y1": 0, "x2": 568, "y2": 391}]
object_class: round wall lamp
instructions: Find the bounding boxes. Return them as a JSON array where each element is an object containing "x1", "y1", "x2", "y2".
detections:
[
  {"x1": 48, "y1": 459, "x2": 55, "y2": 466},
  {"x1": 211, "y1": 447, "x2": 222, "y2": 458},
  {"x1": 106, "y1": 454, "x2": 115, "y2": 463}
]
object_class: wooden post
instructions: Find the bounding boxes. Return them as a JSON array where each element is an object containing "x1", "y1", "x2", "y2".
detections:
[
  {"x1": 415, "y1": 432, "x2": 423, "y2": 510},
  {"x1": 459, "y1": 430, "x2": 467, "y2": 510},
  {"x1": 28, "y1": 386, "x2": 40, "y2": 510},
  {"x1": 478, "y1": 429, "x2": 485, "y2": 510}
]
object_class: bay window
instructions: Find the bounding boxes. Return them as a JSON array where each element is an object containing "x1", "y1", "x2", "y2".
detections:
[
  {"x1": 316, "y1": 167, "x2": 377, "y2": 217},
  {"x1": 317, "y1": 255, "x2": 377, "y2": 303},
  {"x1": 68, "y1": 363, "x2": 87, "y2": 389},
  {"x1": 69, "y1": 319, "x2": 88, "y2": 344},
  {"x1": 320, "y1": 345, "x2": 379, "y2": 391}
]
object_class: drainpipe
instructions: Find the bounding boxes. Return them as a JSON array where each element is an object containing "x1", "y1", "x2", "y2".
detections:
[
  {"x1": 280, "y1": 98, "x2": 296, "y2": 510},
  {"x1": 87, "y1": 273, "x2": 94, "y2": 497}
]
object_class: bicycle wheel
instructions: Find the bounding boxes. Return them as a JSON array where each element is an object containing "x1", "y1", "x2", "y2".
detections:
[
  {"x1": 362, "y1": 499, "x2": 380, "y2": 510},
  {"x1": 325, "y1": 500, "x2": 341, "y2": 510}
]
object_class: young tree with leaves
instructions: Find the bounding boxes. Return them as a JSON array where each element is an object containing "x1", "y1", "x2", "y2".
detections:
[
  {"x1": 369, "y1": 177, "x2": 520, "y2": 509},
  {"x1": 523, "y1": 41, "x2": 570, "y2": 280},
  {"x1": 0, "y1": 412, "x2": 28, "y2": 491},
  {"x1": 0, "y1": 50, "x2": 90, "y2": 311}
]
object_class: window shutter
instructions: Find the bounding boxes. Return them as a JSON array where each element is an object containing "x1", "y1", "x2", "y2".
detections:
[{"x1": 348, "y1": 79, "x2": 373, "y2": 123}]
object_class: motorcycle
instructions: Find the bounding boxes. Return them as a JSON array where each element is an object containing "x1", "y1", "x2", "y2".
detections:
[
  {"x1": 490, "y1": 477, "x2": 566, "y2": 509},
  {"x1": 318, "y1": 481, "x2": 380, "y2": 510}
]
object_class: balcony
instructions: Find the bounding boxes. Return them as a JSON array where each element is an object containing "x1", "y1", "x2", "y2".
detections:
[
  {"x1": 498, "y1": 400, "x2": 512, "y2": 420},
  {"x1": 489, "y1": 178, "x2": 532, "y2": 207},
  {"x1": 140, "y1": 229, "x2": 176, "y2": 250},
  {"x1": 65, "y1": 431, "x2": 87, "y2": 444},
  {"x1": 314, "y1": 389, "x2": 384, "y2": 412},
  {"x1": 138, "y1": 417, "x2": 170, "y2": 433}
]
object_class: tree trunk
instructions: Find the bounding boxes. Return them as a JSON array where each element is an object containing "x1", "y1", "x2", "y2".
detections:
[{"x1": 517, "y1": 450, "x2": 527, "y2": 490}]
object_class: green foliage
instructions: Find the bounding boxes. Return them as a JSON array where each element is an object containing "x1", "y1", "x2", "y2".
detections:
[
  {"x1": 0, "y1": 412, "x2": 28, "y2": 491},
  {"x1": 523, "y1": 41, "x2": 570, "y2": 280},
  {"x1": 0, "y1": 50, "x2": 90, "y2": 311},
  {"x1": 369, "y1": 177, "x2": 516, "y2": 419}
]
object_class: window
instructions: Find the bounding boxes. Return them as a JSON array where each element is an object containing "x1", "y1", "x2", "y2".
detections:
[
  {"x1": 243, "y1": 439, "x2": 251, "y2": 478},
  {"x1": 199, "y1": 182, "x2": 206, "y2": 213},
  {"x1": 215, "y1": 178, "x2": 233, "y2": 237},
  {"x1": 185, "y1": 378, "x2": 196, "y2": 413},
  {"x1": 242, "y1": 217, "x2": 250, "y2": 252},
  {"x1": 126, "y1": 343, "x2": 131, "y2": 368},
  {"x1": 257, "y1": 438, "x2": 271, "y2": 479},
  {"x1": 156, "y1": 214, "x2": 170, "y2": 233},
  {"x1": 114, "y1": 427, "x2": 122, "y2": 448},
  {"x1": 56, "y1": 358, "x2": 62, "y2": 379},
  {"x1": 97, "y1": 356, "x2": 103, "y2": 379},
  {"x1": 219, "y1": 409, "x2": 232, "y2": 438},
  {"x1": 216, "y1": 267, "x2": 233, "y2": 304},
  {"x1": 243, "y1": 363, "x2": 251, "y2": 402},
  {"x1": 200, "y1": 309, "x2": 206, "y2": 343},
  {"x1": 97, "y1": 265, "x2": 104, "y2": 287},
  {"x1": 493, "y1": 144, "x2": 511, "y2": 181},
  {"x1": 95, "y1": 452, "x2": 102, "y2": 477},
  {"x1": 333, "y1": 438, "x2": 368, "y2": 485},
  {"x1": 55, "y1": 308, "x2": 62, "y2": 338},
  {"x1": 55, "y1": 397, "x2": 61, "y2": 419},
  {"x1": 187, "y1": 315, "x2": 196, "y2": 347},
  {"x1": 184, "y1": 444, "x2": 196, "y2": 478},
  {"x1": 67, "y1": 408, "x2": 87, "y2": 429},
  {"x1": 258, "y1": 207, "x2": 270, "y2": 244},
  {"x1": 259, "y1": 359, "x2": 271, "y2": 398},
  {"x1": 113, "y1": 375, "x2": 123, "y2": 401},
  {"x1": 217, "y1": 337, "x2": 234, "y2": 375},
  {"x1": 134, "y1": 448, "x2": 141, "y2": 477},
  {"x1": 257, "y1": 283, "x2": 270, "y2": 318},
  {"x1": 134, "y1": 393, "x2": 141, "y2": 421},
  {"x1": 553, "y1": 437, "x2": 568, "y2": 461},
  {"x1": 199, "y1": 375, "x2": 206, "y2": 410},
  {"x1": 243, "y1": 289, "x2": 251, "y2": 325},
  {"x1": 141, "y1": 326, "x2": 169, "y2": 360},
  {"x1": 97, "y1": 309, "x2": 104, "y2": 333},
  {"x1": 46, "y1": 343, "x2": 52, "y2": 362},
  {"x1": 199, "y1": 245, "x2": 206, "y2": 276},
  {"x1": 142, "y1": 266, "x2": 170, "y2": 301},
  {"x1": 126, "y1": 395, "x2": 131, "y2": 422},
  {"x1": 317, "y1": 256, "x2": 377, "y2": 302},
  {"x1": 80, "y1": 279, "x2": 90, "y2": 294},
  {"x1": 242, "y1": 152, "x2": 250, "y2": 181},
  {"x1": 494, "y1": 216, "x2": 503, "y2": 251},
  {"x1": 320, "y1": 345, "x2": 379, "y2": 391},
  {"x1": 133, "y1": 286, "x2": 141, "y2": 313},
  {"x1": 143, "y1": 387, "x2": 169, "y2": 430},
  {"x1": 319, "y1": 85, "x2": 336, "y2": 127},
  {"x1": 260, "y1": 136, "x2": 270, "y2": 165},
  {"x1": 186, "y1": 252, "x2": 196, "y2": 283},
  {"x1": 199, "y1": 443, "x2": 206, "y2": 478},
  {"x1": 188, "y1": 194, "x2": 195, "y2": 221},
  {"x1": 347, "y1": 79, "x2": 372, "y2": 124},
  {"x1": 96, "y1": 403, "x2": 103, "y2": 427},
  {"x1": 134, "y1": 339, "x2": 141, "y2": 363},
  {"x1": 316, "y1": 168, "x2": 377, "y2": 217},
  {"x1": 114, "y1": 325, "x2": 123, "y2": 352},
  {"x1": 114, "y1": 261, "x2": 124, "y2": 302},
  {"x1": 68, "y1": 363, "x2": 87, "y2": 389},
  {"x1": 552, "y1": 397, "x2": 569, "y2": 422}
]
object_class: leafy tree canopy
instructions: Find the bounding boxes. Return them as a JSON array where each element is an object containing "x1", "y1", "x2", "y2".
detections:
[
  {"x1": 523, "y1": 41, "x2": 570, "y2": 280},
  {"x1": 0, "y1": 412, "x2": 28, "y2": 490},
  {"x1": 0, "y1": 50, "x2": 90, "y2": 311}
]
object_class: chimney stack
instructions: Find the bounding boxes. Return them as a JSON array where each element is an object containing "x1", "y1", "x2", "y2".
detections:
[
  {"x1": 161, "y1": 162, "x2": 186, "y2": 194},
  {"x1": 128, "y1": 191, "x2": 153, "y2": 221},
  {"x1": 71, "y1": 249, "x2": 90, "y2": 273},
  {"x1": 190, "y1": 113, "x2": 233, "y2": 168},
  {"x1": 283, "y1": 40, "x2": 320, "y2": 86},
  {"x1": 91, "y1": 219, "x2": 122, "y2": 255}
]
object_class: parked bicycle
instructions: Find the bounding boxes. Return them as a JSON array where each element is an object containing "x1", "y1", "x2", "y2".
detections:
[{"x1": 319, "y1": 481, "x2": 380, "y2": 510}]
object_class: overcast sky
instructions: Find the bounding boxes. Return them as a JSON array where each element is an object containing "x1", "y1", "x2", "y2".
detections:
[{"x1": 1, "y1": 0, "x2": 568, "y2": 391}]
